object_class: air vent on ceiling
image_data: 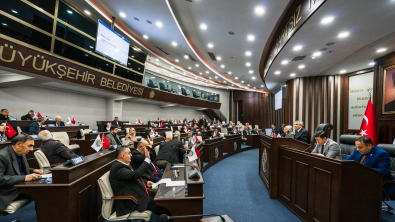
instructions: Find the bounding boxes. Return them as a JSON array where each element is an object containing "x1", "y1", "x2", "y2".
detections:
[
  {"x1": 185, "y1": 0, "x2": 193, "y2": 2},
  {"x1": 291, "y1": 55, "x2": 306, "y2": 61},
  {"x1": 228, "y1": 31, "x2": 235, "y2": 35},
  {"x1": 319, "y1": 48, "x2": 327, "y2": 51},
  {"x1": 155, "y1": 46, "x2": 170, "y2": 55},
  {"x1": 207, "y1": 52, "x2": 217, "y2": 61},
  {"x1": 326, "y1": 42, "x2": 335, "y2": 46},
  {"x1": 187, "y1": 54, "x2": 197, "y2": 62},
  {"x1": 146, "y1": 20, "x2": 152, "y2": 24}
]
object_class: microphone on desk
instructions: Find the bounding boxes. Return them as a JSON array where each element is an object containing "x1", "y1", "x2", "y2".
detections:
[
  {"x1": 303, "y1": 146, "x2": 313, "y2": 152},
  {"x1": 78, "y1": 122, "x2": 86, "y2": 126},
  {"x1": 159, "y1": 214, "x2": 225, "y2": 222},
  {"x1": 46, "y1": 116, "x2": 54, "y2": 121}
]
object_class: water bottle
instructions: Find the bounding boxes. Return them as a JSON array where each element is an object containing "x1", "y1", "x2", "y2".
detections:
[{"x1": 185, "y1": 185, "x2": 188, "y2": 197}]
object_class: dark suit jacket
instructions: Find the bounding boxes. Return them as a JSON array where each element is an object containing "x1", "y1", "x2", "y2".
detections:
[
  {"x1": 183, "y1": 136, "x2": 200, "y2": 148},
  {"x1": 131, "y1": 149, "x2": 160, "y2": 182},
  {"x1": 343, "y1": 146, "x2": 395, "y2": 196},
  {"x1": 251, "y1": 130, "x2": 258, "y2": 134},
  {"x1": 243, "y1": 130, "x2": 251, "y2": 136},
  {"x1": 0, "y1": 114, "x2": 9, "y2": 121},
  {"x1": 155, "y1": 140, "x2": 186, "y2": 163},
  {"x1": 190, "y1": 128, "x2": 198, "y2": 133},
  {"x1": 20, "y1": 114, "x2": 33, "y2": 120},
  {"x1": 199, "y1": 119, "x2": 207, "y2": 126},
  {"x1": 0, "y1": 145, "x2": 34, "y2": 212},
  {"x1": 28, "y1": 121, "x2": 41, "y2": 134},
  {"x1": 385, "y1": 99, "x2": 395, "y2": 112},
  {"x1": 40, "y1": 140, "x2": 77, "y2": 164},
  {"x1": 109, "y1": 160, "x2": 155, "y2": 216},
  {"x1": 49, "y1": 121, "x2": 65, "y2": 127},
  {"x1": 294, "y1": 128, "x2": 310, "y2": 144},
  {"x1": 111, "y1": 120, "x2": 123, "y2": 128}
]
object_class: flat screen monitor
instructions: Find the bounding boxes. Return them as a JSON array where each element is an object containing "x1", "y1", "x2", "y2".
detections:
[
  {"x1": 275, "y1": 89, "x2": 282, "y2": 110},
  {"x1": 95, "y1": 20, "x2": 130, "y2": 66}
]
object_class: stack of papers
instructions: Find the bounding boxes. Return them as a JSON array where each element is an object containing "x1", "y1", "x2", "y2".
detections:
[
  {"x1": 152, "y1": 178, "x2": 185, "y2": 188},
  {"x1": 40, "y1": 173, "x2": 52, "y2": 179}
]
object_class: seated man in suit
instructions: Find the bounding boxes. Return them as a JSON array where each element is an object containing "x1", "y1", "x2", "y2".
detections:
[
  {"x1": 183, "y1": 118, "x2": 188, "y2": 125},
  {"x1": 125, "y1": 127, "x2": 137, "y2": 144},
  {"x1": 111, "y1": 117, "x2": 123, "y2": 128},
  {"x1": 168, "y1": 118, "x2": 173, "y2": 124},
  {"x1": 0, "y1": 134, "x2": 43, "y2": 212},
  {"x1": 131, "y1": 140, "x2": 162, "y2": 183},
  {"x1": 183, "y1": 131, "x2": 200, "y2": 148},
  {"x1": 159, "y1": 119, "x2": 165, "y2": 128},
  {"x1": 109, "y1": 146, "x2": 172, "y2": 219},
  {"x1": 294, "y1": 120, "x2": 310, "y2": 144},
  {"x1": 191, "y1": 118, "x2": 197, "y2": 126},
  {"x1": 199, "y1": 125, "x2": 206, "y2": 132},
  {"x1": 343, "y1": 136, "x2": 395, "y2": 199},
  {"x1": 199, "y1": 115, "x2": 207, "y2": 128},
  {"x1": 270, "y1": 124, "x2": 278, "y2": 136},
  {"x1": 155, "y1": 134, "x2": 187, "y2": 169},
  {"x1": 38, "y1": 130, "x2": 78, "y2": 164},
  {"x1": 283, "y1": 125, "x2": 295, "y2": 138},
  {"x1": 148, "y1": 121, "x2": 155, "y2": 130},
  {"x1": 28, "y1": 117, "x2": 45, "y2": 134},
  {"x1": 0, "y1": 109, "x2": 9, "y2": 121},
  {"x1": 21, "y1": 110, "x2": 34, "y2": 121},
  {"x1": 159, "y1": 134, "x2": 172, "y2": 154},
  {"x1": 311, "y1": 130, "x2": 341, "y2": 160},
  {"x1": 251, "y1": 128, "x2": 259, "y2": 134},
  {"x1": 211, "y1": 118, "x2": 216, "y2": 125},
  {"x1": 245, "y1": 123, "x2": 250, "y2": 130},
  {"x1": 243, "y1": 126, "x2": 251, "y2": 136},
  {"x1": 279, "y1": 124, "x2": 286, "y2": 137},
  {"x1": 190, "y1": 124, "x2": 198, "y2": 133},
  {"x1": 50, "y1": 116, "x2": 65, "y2": 127},
  {"x1": 106, "y1": 126, "x2": 122, "y2": 146},
  {"x1": 227, "y1": 121, "x2": 235, "y2": 129}
]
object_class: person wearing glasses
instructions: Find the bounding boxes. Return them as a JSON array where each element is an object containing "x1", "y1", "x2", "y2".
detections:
[{"x1": 0, "y1": 134, "x2": 43, "y2": 213}]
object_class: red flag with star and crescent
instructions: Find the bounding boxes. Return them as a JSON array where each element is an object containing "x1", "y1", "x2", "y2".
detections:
[{"x1": 359, "y1": 100, "x2": 378, "y2": 146}]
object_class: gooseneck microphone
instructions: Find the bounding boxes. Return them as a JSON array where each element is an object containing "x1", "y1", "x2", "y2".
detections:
[{"x1": 159, "y1": 214, "x2": 225, "y2": 222}]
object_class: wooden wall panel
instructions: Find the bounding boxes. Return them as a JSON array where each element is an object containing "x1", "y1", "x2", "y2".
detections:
[
  {"x1": 327, "y1": 76, "x2": 332, "y2": 125},
  {"x1": 314, "y1": 77, "x2": 319, "y2": 130},
  {"x1": 308, "y1": 77, "x2": 313, "y2": 132},
  {"x1": 333, "y1": 75, "x2": 339, "y2": 140},
  {"x1": 295, "y1": 79, "x2": 300, "y2": 121},
  {"x1": 302, "y1": 77, "x2": 307, "y2": 125}
]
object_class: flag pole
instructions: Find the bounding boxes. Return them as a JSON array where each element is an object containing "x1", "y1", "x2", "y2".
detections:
[{"x1": 368, "y1": 88, "x2": 372, "y2": 101}]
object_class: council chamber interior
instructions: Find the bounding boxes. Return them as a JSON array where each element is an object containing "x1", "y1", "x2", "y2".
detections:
[{"x1": 0, "y1": 0, "x2": 395, "y2": 222}]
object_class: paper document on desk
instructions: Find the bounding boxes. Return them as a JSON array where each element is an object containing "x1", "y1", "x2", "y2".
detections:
[
  {"x1": 172, "y1": 164, "x2": 185, "y2": 168},
  {"x1": 151, "y1": 178, "x2": 172, "y2": 188},
  {"x1": 166, "y1": 180, "x2": 185, "y2": 187},
  {"x1": 40, "y1": 173, "x2": 52, "y2": 178},
  {"x1": 122, "y1": 140, "x2": 130, "y2": 145}
]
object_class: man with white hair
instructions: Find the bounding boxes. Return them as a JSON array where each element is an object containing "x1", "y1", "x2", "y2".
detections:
[
  {"x1": 39, "y1": 130, "x2": 77, "y2": 164},
  {"x1": 294, "y1": 120, "x2": 310, "y2": 144},
  {"x1": 49, "y1": 116, "x2": 65, "y2": 127},
  {"x1": 283, "y1": 125, "x2": 295, "y2": 138}
]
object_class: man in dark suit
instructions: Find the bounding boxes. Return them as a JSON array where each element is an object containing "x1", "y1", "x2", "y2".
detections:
[
  {"x1": 0, "y1": 109, "x2": 9, "y2": 121},
  {"x1": 155, "y1": 135, "x2": 186, "y2": 169},
  {"x1": 106, "y1": 126, "x2": 122, "y2": 146},
  {"x1": 190, "y1": 124, "x2": 198, "y2": 133},
  {"x1": 279, "y1": 124, "x2": 286, "y2": 137},
  {"x1": 385, "y1": 72, "x2": 395, "y2": 112},
  {"x1": 270, "y1": 124, "x2": 278, "y2": 136},
  {"x1": 148, "y1": 121, "x2": 155, "y2": 130},
  {"x1": 0, "y1": 134, "x2": 43, "y2": 212},
  {"x1": 109, "y1": 146, "x2": 172, "y2": 219},
  {"x1": 28, "y1": 117, "x2": 45, "y2": 134},
  {"x1": 111, "y1": 117, "x2": 123, "y2": 128},
  {"x1": 243, "y1": 126, "x2": 251, "y2": 136},
  {"x1": 343, "y1": 136, "x2": 395, "y2": 199},
  {"x1": 21, "y1": 110, "x2": 35, "y2": 120},
  {"x1": 211, "y1": 118, "x2": 216, "y2": 125},
  {"x1": 251, "y1": 128, "x2": 259, "y2": 134},
  {"x1": 191, "y1": 118, "x2": 197, "y2": 126},
  {"x1": 198, "y1": 115, "x2": 207, "y2": 127},
  {"x1": 49, "y1": 116, "x2": 65, "y2": 127},
  {"x1": 131, "y1": 140, "x2": 162, "y2": 182},
  {"x1": 38, "y1": 130, "x2": 77, "y2": 164},
  {"x1": 294, "y1": 120, "x2": 310, "y2": 144},
  {"x1": 159, "y1": 135, "x2": 172, "y2": 154},
  {"x1": 183, "y1": 131, "x2": 200, "y2": 149}
]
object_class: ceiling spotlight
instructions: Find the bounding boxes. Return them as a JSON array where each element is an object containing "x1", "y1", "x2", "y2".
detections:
[
  {"x1": 369, "y1": 62, "x2": 375, "y2": 66},
  {"x1": 2, "y1": 23, "x2": 7, "y2": 26},
  {"x1": 155, "y1": 59, "x2": 159, "y2": 61},
  {"x1": 221, "y1": 65, "x2": 225, "y2": 68},
  {"x1": 235, "y1": 77, "x2": 238, "y2": 79},
  {"x1": 228, "y1": 72, "x2": 232, "y2": 74},
  {"x1": 241, "y1": 81, "x2": 245, "y2": 83},
  {"x1": 247, "y1": 84, "x2": 250, "y2": 86},
  {"x1": 252, "y1": 77, "x2": 256, "y2": 80},
  {"x1": 290, "y1": 73, "x2": 296, "y2": 77},
  {"x1": 84, "y1": 10, "x2": 91, "y2": 15},
  {"x1": 249, "y1": 70, "x2": 253, "y2": 74},
  {"x1": 143, "y1": 35, "x2": 149, "y2": 39},
  {"x1": 156, "y1": 21, "x2": 163, "y2": 28},
  {"x1": 245, "y1": 51, "x2": 252, "y2": 56},
  {"x1": 254, "y1": 6, "x2": 265, "y2": 16},
  {"x1": 188, "y1": 67, "x2": 191, "y2": 69},
  {"x1": 313, "y1": 52, "x2": 321, "y2": 57},
  {"x1": 340, "y1": 70, "x2": 346, "y2": 74},
  {"x1": 321, "y1": 16, "x2": 334, "y2": 24},
  {"x1": 261, "y1": 85, "x2": 264, "y2": 87},
  {"x1": 209, "y1": 77, "x2": 212, "y2": 79},
  {"x1": 376, "y1": 48, "x2": 387, "y2": 53},
  {"x1": 293, "y1": 45, "x2": 303, "y2": 51},
  {"x1": 338, "y1": 32, "x2": 349, "y2": 38},
  {"x1": 196, "y1": 64, "x2": 200, "y2": 67},
  {"x1": 199, "y1": 72, "x2": 202, "y2": 75},
  {"x1": 175, "y1": 59, "x2": 179, "y2": 62},
  {"x1": 311, "y1": 56, "x2": 316, "y2": 59},
  {"x1": 247, "y1": 34, "x2": 255, "y2": 42},
  {"x1": 200, "y1": 23, "x2": 207, "y2": 30},
  {"x1": 216, "y1": 56, "x2": 222, "y2": 61},
  {"x1": 172, "y1": 41, "x2": 177, "y2": 46},
  {"x1": 274, "y1": 71, "x2": 281, "y2": 74},
  {"x1": 11, "y1": 10, "x2": 18, "y2": 13},
  {"x1": 184, "y1": 55, "x2": 189, "y2": 59},
  {"x1": 206, "y1": 71, "x2": 209, "y2": 74},
  {"x1": 208, "y1": 43, "x2": 214, "y2": 48},
  {"x1": 215, "y1": 76, "x2": 218, "y2": 78},
  {"x1": 298, "y1": 65, "x2": 305, "y2": 69},
  {"x1": 67, "y1": 10, "x2": 73, "y2": 14},
  {"x1": 246, "y1": 62, "x2": 251, "y2": 66},
  {"x1": 119, "y1": 12, "x2": 126, "y2": 18},
  {"x1": 281, "y1": 60, "x2": 289, "y2": 65}
]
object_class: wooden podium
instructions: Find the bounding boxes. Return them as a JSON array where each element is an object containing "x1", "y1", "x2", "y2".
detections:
[
  {"x1": 202, "y1": 137, "x2": 223, "y2": 163},
  {"x1": 222, "y1": 134, "x2": 241, "y2": 154},
  {"x1": 259, "y1": 134, "x2": 383, "y2": 222}
]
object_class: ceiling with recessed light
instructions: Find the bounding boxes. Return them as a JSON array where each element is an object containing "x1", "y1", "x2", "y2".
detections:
[
  {"x1": 264, "y1": 0, "x2": 395, "y2": 92},
  {"x1": 64, "y1": 0, "x2": 292, "y2": 93}
]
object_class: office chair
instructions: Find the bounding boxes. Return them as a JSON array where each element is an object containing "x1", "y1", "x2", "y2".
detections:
[
  {"x1": 167, "y1": 84, "x2": 177, "y2": 93},
  {"x1": 339, "y1": 135, "x2": 360, "y2": 159},
  {"x1": 0, "y1": 198, "x2": 33, "y2": 220},
  {"x1": 34, "y1": 150, "x2": 51, "y2": 174},
  {"x1": 192, "y1": 91, "x2": 200, "y2": 98},
  {"x1": 159, "y1": 83, "x2": 167, "y2": 91},
  {"x1": 311, "y1": 123, "x2": 333, "y2": 147},
  {"x1": 378, "y1": 143, "x2": 395, "y2": 215},
  {"x1": 147, "y1": 79, "x2": 158, "y2": 89},
  {"x1": 181, "y1": 88, "x2": 190, "y2": 96}
]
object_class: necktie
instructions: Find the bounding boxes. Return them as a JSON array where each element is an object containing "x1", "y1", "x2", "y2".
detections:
[
  {"x1": 140, "y1": 179, "x2": 149, "y2": 195},
  {"x1": 152, "y1": 164, "x2": 158, "y2": 177},
  {"x1": 359, "y1": 154, "x2": 367, "y2": 164}
]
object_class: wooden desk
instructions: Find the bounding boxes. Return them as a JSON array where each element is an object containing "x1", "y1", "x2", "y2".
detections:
[
  {"x1": 200, "y1": 131, "x2": 211, "y2": 140},
  {"x1": 222, "y1": 134, "x2": 241, "y2": 154},
  {"x1": 15, "y1": 150, "x2": 116, "y2": 222},
  {"x1": 154, "y1": 161, "x2": 204, "y2": 222},
  {"x1": 202, "y1": 137, "x2": 223, "y2": 163},
  {"x1": 247, "y1": 134, "x2": 260, "y2": 148},
  {"x1": 7, "y1": 120, "x2": 52, "y2": 132},
  {"x1": 41, "y1": 125, "x2": 89, "y2": 138},
  {"x1": 259, "y1": 135, "x2": 383, "y2": 222},
  {"x1": 96, "y1": 121, "x2": 129, "y2": 132}
]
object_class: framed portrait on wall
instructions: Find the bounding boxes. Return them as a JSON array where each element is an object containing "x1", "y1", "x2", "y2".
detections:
[{"x1": 383, "y1": 66, "x2": 395, "y2": 114}]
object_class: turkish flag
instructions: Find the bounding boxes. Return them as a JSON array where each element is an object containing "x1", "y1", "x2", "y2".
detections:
[
  {"x1": 4, "y1": 123, "x2": 17, "y2": 138},
  {"x1": 359, "y1": 100, "x2": 378, "y2": 145},
  {"x1": 71, "y1": 117, "x2": 76, "y2": 124},
  {"x1": 186, "y1": 127, "x2": 189, "y2": 131},
  {"x1": 157, "y1": 117, "x2": 160, "y2": 121},
  {"x1": 37, "y1": 112, "x2": 42, "y2": 117},
  {"x1": 160, "y1": 122, "x2": 164, "y2": 127},
  {"x1": 101, "y1": 134, "x2": 111, "y2": 149},
  {"x1": 196, "y1": 147, "x2": 201, "y2": 157}
]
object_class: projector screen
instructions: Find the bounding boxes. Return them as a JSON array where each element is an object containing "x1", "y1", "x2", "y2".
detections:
[
  {"x1": 95, "y1": 20, "x2": 130, "y2": 66},
  {"x1": 275, "y1": 89, "x2": 282, "y2": 110}
]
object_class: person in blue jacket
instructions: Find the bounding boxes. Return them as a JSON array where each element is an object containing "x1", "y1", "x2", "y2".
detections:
[{"x1": 343, "y1": 136, "x2": 395, "y2": 199}]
